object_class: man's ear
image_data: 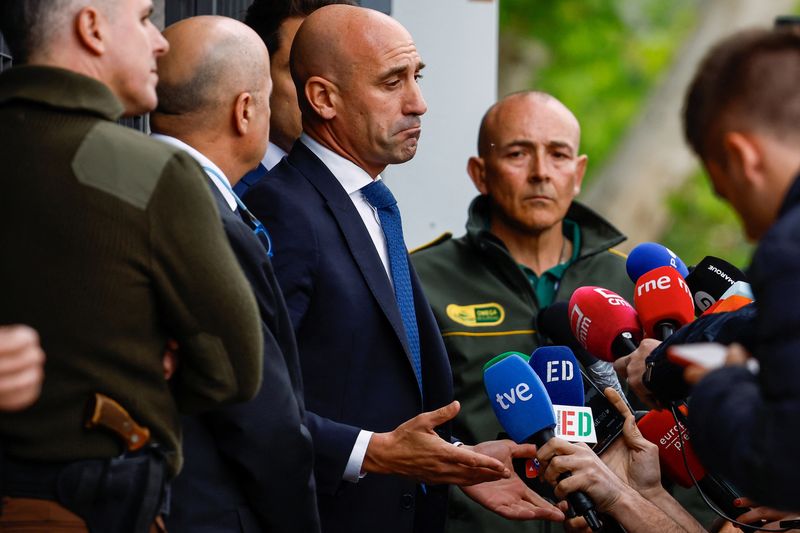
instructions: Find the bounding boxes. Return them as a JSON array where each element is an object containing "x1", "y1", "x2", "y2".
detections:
[
  {"x1": 467, "y1": 156, "x2": 489, "y2": 195},
  {"x1": 723, "y1": 131, "x2": 765, "y2": 190},
  {"x1": 75, "y1": 6, "x2": 106, "y2": 56},
  {"x1": 305, "y1": 76, "x2": 337, "y2": 120},
  {"x1": 573, "y1": 154, "x2": 588, "y2": 196},
  {"x1": 234, "y1": 92, "x2": 254, "y2": 136}
]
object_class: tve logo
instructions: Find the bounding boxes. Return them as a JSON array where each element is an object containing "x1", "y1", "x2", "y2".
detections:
[
  {"x1": 494, "y1": 382, "x2": 533, "y2": 410},
  {"x1": 545, "y1": 359, "x2": 574, "y2": 383},
  {"x1": 553, "y1": 405, "x2": 597, "y2": 443}
]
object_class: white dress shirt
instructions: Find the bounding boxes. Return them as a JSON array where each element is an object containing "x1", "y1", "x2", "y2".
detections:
[
  {"x1": 300, "y1": 133, "x2": 396, "y2": 483},
  {"x1": 151, "y1": 134, "x2": 237, "y2": 213},
  {"x1": 262, "y1": 141, "x2": 288, "y2": 171},
  {"x1": 301, "y1": 133, "x2": 392, "y2": 283}
]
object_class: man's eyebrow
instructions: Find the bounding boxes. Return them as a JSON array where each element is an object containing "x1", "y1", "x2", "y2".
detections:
[
  {"x1": 497, "y1": 139, "x2": 576, "y2": 154},
  {"x1": 548, "y1": 140, "x2": 575, "y2": 153},
  {"x1": 379, "y1": 61, "x2": 426, "y2": 80}
]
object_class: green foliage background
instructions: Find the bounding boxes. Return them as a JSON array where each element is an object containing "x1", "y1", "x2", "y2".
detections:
[{"x1": 499, "y1": 0, "x2": 755, "y2": 268}]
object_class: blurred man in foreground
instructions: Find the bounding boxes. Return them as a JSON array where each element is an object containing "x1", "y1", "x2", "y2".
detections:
[
  {"x1": 617, "y1": 28, "x2": 800, "y2": 513},
  {"x1": 681, "y1": 27, "x2": 800, "y2": 512}
]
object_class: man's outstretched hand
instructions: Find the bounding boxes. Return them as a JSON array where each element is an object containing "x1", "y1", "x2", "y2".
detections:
[
  {"x1": 461, "y1": 439, "x2": 565, "y2": 521},
  {"x1": 362, "y1": 401, "x2": 510, "y2": 485}
]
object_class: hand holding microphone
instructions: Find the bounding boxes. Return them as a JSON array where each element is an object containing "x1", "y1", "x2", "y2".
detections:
[{"x1": 484, "y1": 353, "x2": 602, "y2": 530}]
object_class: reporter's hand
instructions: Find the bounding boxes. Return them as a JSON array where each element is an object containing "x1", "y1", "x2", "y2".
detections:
[
  {"x1": 557, "y1": 501, "x2": 592, "y2": 533},
  {"x1": 684, "y1": 343, "x2": 750, "y2": 385},
  {"x1": 733, "y1": 497, "x2": 800, "y2": 530},
  {"x1": 362, "y1": 401, "x2": 509, "y2": 485},
  {"x1": 460, "y1": 440, "x2": 565, "y2": 521},
  {"x1": 0, "y1": 325, "x2": 45, "y2": 411},
  {"x1": 598, "y1": 388, "x2": 662, "y2": 497},
  {"x1": 537, "y1": 437, "x2": 632, "y2": 513},
  {"x1": 614, "y1": 339, "x2": 661, "y2": 409}
]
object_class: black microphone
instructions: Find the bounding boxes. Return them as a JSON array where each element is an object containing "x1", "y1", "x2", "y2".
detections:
[
  {"x1": 685, "y1": 256, "x2": 747, "y2": 316},
  {"x1": 537, "y1": 302, "x2": 626, "y2": 399}
]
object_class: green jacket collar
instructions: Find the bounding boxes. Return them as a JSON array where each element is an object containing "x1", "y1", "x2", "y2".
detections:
[
  {"x1": 0, "y1": 65, "x2": 124, "y2": 121},
  {"x1": 465, "y1": 194, "x2": 627, "y2": 260}
]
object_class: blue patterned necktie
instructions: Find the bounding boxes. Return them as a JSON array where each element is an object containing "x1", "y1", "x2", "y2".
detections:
[{"x1": 361, "y1": 179, "x2": 423, "y2": 395}]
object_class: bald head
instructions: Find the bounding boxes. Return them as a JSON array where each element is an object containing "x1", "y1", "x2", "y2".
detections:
[
  {"x1": 478, "y1": 92, "x2": 581, "y2": 157},
  {"x1": 286, "y1": 5, "x2": 427, "y2": 176},
  {"x1": 154, "y1": 16, "x2": 269, "y2": 127},
  {"x1": 153, "y1": 15, "x2": 272, "y2": 182},
  {"x1": 290, "y1": 4, "x2": 415, "y2": 120}
]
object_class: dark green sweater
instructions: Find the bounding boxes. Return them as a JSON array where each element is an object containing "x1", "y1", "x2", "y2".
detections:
[{"x1": 0, "y1": 66, "x2": 263, "y2": 477}]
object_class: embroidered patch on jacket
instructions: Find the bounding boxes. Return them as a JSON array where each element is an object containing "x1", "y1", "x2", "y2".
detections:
[{"x1": 446, "y1": 303, "x2": 505, "y2": 327}]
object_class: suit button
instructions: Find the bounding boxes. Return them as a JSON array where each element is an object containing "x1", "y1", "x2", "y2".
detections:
[{"x1": 401, "y1": 492, "x2": 414, "y2": 510}]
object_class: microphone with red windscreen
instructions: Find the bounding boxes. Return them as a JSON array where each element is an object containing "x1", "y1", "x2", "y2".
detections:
[
  {"x1": 633, "y1": 266, "x2": 694, "y2": 341},
  {"x1": 638, "y1": 405, "x2": 748, "y2": 522},
  {"x1": 568, "y1": 287, "x2": 642, "y2": 362},
  {"x1": 638, "y1": 406, "x2": 705, "y2": 488}
]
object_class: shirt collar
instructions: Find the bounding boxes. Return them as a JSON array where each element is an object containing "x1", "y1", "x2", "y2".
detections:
[
  {"x1": 0, "y1": 65, "x2": 125, "y2": 121},
  {"x1": 262, "y1": 141, "x2": 288, "y2": 171},
  {"x1": 151, "y1": 133, "x2": 237, "y2": 212},
  {"x1": 300, "y1": 132, "x2": 378, "y2": 194}
]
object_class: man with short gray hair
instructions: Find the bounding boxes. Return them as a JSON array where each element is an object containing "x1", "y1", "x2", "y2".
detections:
[{"x1": 0, "y1": 1, "x2": 263, "y2": 530}]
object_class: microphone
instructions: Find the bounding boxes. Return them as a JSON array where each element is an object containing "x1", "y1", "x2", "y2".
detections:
[
  {"x1": 637, "y1": 407, "x2": 705, "y2": 488},
  {"x1": 484, "y1": 353, "x2": 602, "y2": 530},
  {"x1": 638, "y1": 406, "x2": 748, "y2": 523},
  {"x1": 568, "y1": 287, "x2": 642, "y2": 361},
  {"x1": 719, "y1": 280, "x2": 753, "y2": 302},
  {"x1": 531, "y1": 346, "x2": 628, "y2": 533},
  {"x1": 537, "y1": 303, "x2": 626, "y2": 398},
  {"x1": 684, "y1": 256, "x2": 747, "y2": 316},
  {"x1": 626, "y1": 242, "x2": 689, "y2": 283},
  {"x1": 531, "y1": 346, "x2": 584, "y2": 407},
  {"x1": 633, "y1": 266, "x2": 694, "y2": 340}
]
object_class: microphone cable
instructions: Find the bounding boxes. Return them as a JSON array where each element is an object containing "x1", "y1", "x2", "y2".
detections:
[{"x1": 669, "y1": 403, "x2": 800, "y2": 532}]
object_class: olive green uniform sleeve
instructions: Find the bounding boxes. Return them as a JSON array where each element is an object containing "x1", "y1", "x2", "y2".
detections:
[{"x1": 147, "y1": 152, "x2": 263, "y2": 413}]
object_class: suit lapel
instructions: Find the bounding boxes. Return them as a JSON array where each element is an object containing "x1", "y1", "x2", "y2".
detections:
[{"x1": 287, "y1": 144, "x2": 421, "y2": 385}]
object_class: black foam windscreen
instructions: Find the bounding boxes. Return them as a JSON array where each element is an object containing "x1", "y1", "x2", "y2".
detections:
[
  {"x1": 685, "y1": 256, "x2": 747, "y2": 316},
  {"x1": 537, "y1": 302, "x2": 599, "y2": 368}
]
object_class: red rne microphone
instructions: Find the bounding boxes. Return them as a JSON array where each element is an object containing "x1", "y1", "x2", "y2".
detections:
[
  {"x1": 637, "y1": 406, "x2": 705, "y2": 488},
  {"x1": 633, "y1": 266, "x2": 694, "y2": 340},
  {"x1": 568, "y1": 286, "x2": 643, "y2": 362}
]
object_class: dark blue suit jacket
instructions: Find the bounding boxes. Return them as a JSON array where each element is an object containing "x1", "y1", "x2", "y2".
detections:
[
  {"x1": 243, "y1": 141, "x2": 454, "y2": 533},
  {"x1": 167, "y1": 183, "x2": 320, "y2": 533},
  {"x1": 689, "y1": 174, "x2": 800, "y2": 511}
]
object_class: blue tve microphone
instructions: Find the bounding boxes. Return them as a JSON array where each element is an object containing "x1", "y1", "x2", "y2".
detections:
[
  {"x1": 530, "y1": 346, "x2": 584, "y2": 407},
  {"x1": 484, "y1": 354, "x2": 602, "y2": 531},
  {"x1": 626, "y1": 242, "x2": 689, "y2": 282}
]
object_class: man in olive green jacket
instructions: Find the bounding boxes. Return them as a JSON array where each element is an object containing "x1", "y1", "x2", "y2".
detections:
[
  {"x1": 412, "y1": 91, "x2": 633, "y2": 533},
  {"x1": 0, "y1": 0, "x2": 262, "y2": 529}
]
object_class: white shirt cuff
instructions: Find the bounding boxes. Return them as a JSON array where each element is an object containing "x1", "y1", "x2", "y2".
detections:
[{"x1": 343, "y1": 430, "x2": 374, "y2": 483}]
